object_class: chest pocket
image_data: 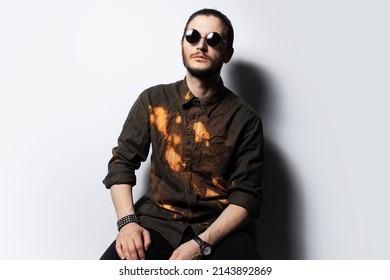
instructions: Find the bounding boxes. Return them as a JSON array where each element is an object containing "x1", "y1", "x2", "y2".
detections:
[{"x1": 200, "y1": 137, "x2": 233, "y2": 178}]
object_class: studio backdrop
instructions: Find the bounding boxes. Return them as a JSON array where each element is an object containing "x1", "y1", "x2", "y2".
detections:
[{"x1": 1, "y1": 0, "x2": 389, "y2": 259}]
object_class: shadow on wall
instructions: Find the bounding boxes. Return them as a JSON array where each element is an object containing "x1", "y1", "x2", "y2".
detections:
[{"x1": 227, "y1": 60, "x2": 305, "y2": 259}]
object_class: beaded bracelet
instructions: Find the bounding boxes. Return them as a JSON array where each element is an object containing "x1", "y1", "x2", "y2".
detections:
[{"x1": 117, "y1": 214, "x2": 139, "y2": 231}]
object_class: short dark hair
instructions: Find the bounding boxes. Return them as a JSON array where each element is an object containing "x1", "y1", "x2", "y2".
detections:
[{"x1": 183, "y1": 8, "x2": 234, "y2": 49}]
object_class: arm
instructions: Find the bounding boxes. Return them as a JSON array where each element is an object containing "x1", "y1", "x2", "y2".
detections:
[
  {"x1": 199, "y1": 204, "x2": 250, "y2": 245},
  {"x1": 102, "y1": 93, "x2": 152, "y2": 259},
  {"x1": 111, "y1": 184, "x2": 151, "y2": 260},
  {"x1": 169, "y1": 204, "x2": 250, "y2": 260}
]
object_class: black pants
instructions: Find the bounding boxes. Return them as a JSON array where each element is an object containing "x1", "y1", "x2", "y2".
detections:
[{"x1": 100, "y1": 228, "x2": 260, "y2": 260}]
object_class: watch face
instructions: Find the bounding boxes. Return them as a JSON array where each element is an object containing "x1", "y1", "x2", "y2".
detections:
[{"x1": 202, "y1": 244, "x2": 212, "y2": 256}]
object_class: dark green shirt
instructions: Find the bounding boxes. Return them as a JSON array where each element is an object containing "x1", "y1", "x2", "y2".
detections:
[{"x1": 103, "y1": 79, "x2": 264, "y2": 247}]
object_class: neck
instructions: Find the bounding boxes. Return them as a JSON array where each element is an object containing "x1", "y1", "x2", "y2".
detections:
[{"x1": 185, "y1": 72, "x2": 221, "y2": 99}]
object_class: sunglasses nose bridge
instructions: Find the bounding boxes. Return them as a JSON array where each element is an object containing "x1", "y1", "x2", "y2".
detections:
[{"x1": 196, "y1": 36, "x2": 208, "y2": 49}]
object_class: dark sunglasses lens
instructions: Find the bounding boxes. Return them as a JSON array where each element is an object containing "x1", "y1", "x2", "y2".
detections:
[
  {"x1": 206, "y1": 32, "x2": 221, "y2": 47},
  {"x1": 185, "y1": 29, "x2": 200, "y2": 44}
]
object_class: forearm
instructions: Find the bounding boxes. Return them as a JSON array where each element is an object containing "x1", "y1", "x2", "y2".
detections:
[
  {"x1": 110, "y1": 184, "x2": 136, "y2": 219},
  {"x1": 199, "y1": 204, "x2": 251, "y2": 246},
  {"x1": 110, "y1": 184, "x2": 151, "y2": 260},
  {"x1": 170, "y1": 204, "x2": 251, "y2": 260}
]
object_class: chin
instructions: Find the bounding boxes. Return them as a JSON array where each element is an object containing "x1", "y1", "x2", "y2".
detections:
[
  {"x1": 183, "y1": 55, "x2": 222, "y2": 78},
  {"x1": 187, "y1": 67, "x2": 217, "y2": 78}
]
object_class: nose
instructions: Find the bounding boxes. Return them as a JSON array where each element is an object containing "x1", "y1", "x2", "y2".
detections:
[{"x1": 196, "y1": 37, "x2": 208, "y2": 52}]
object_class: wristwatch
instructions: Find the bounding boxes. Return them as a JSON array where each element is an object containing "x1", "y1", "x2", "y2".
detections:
[{"x1": 192, "y1": 235, "x2": 213, "y2": 256}]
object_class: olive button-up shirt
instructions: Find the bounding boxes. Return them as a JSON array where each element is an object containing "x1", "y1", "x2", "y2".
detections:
[{"x1": 103, "y1": 79, "x2": 264, "y2": 247}]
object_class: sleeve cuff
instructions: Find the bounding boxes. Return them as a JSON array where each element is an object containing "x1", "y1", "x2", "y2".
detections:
[
  {"x1": 102, "y1": 173, "x2": 136, "y2": 189},
  {"x1": 229, "y1": 190, "x2": 262, "y2": 219}
]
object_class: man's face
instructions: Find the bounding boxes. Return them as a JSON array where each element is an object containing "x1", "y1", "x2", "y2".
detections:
[{"x1": 182, "y1": 15, "x2": 232, "y2": 78}]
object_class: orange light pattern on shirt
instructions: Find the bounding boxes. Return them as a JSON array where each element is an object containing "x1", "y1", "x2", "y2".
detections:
[
  {"x1": 193, "y1": 121, "x2": 210, "y2": 147},
  {"x1": 212, "y1": 177, "x2": 227, "y2": 191},
  {"x1": 184, "y1": 90, "x2": 191, "y2": 101},
  {"x1": 171, "y1": 134, "x2": 181, "y2": 146},
  {"x1": 165, "y1": 146, "x2": 182, "y2": 173},
  {"x1": 149, "y1": 105, "x2": 183, "y2": 173},
  {"x1": 159, "y1": 203, "x2": 189, "y2": 220},
  {"x1": 149, "y1": 106, "x2": 168, "y2": 137},
  {"x1": 160, "y1": 203, "x2": 176, "y2": 212},
  {"x1": 205, "y1": 188, "x2": 220, "y2": 197},
  {"x1": 149, "y1": 103, "x2": 230, "y2": 217},
  {"x1": 217, "y1": 199, "x2": 229, "y2": 206}
]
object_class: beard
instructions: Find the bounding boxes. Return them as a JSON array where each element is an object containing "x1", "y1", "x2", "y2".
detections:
[{"x1": 182, "y1": 48, "x2": 224, "y2": 78}]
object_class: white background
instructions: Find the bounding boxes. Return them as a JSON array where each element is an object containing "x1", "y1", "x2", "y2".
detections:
[{"x1": 1, "y1": 0, "x2": 389, "y2": 259}]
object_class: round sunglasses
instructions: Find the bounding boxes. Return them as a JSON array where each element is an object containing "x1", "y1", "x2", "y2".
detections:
[{"x1": 184, "y1": 29, "x2": 228, "y2": 47}]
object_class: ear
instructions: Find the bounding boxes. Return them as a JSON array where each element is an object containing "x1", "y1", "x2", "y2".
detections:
[{"x1": 224, "y1": 47, "x2": 234, "y2": 63}]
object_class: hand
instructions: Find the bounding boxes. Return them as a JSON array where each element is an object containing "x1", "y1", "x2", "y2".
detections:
[
  {"x1": 169, "y1": 240, "x2": 201, "y2": 260},
  {"x1": 115, "y1": 223, "x2": 151, "y2": 260}
]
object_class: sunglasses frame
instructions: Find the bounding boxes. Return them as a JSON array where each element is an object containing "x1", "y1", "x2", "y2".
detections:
[{"x1": 184, "y1": 29, "x2": 228, "y2": 48}]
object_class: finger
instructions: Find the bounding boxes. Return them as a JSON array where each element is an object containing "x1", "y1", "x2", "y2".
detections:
[
  {"x1": 122, "y1": 241, "x2": 134, "y2": 260},
  {"x1": 118, "y1": 236, "x2": 134, "y2": 260},
  {"x1": 115, "y1": 240, "x2": 126, "y2": 260},
  {"x1": 133, "y1": 236, "x2": 146, "y2": 260},
  {"x1": 127, "y1": 239, "x2": 140, "y2": 260},
  {"x1": 143, "y1": 230, "x2": 152, "y2": 251},
  {"x1": 169, "y1": 250, "x2": 178, "y2": 260}
]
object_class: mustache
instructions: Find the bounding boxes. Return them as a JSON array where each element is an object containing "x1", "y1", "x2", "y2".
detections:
[{"x1": 190, "y1": 52, "x2": 210, "y2": 60}]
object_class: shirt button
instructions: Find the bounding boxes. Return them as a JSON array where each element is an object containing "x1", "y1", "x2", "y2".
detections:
[{"x1": 181, "y1": 163, "x2": 190, "y2": 171}]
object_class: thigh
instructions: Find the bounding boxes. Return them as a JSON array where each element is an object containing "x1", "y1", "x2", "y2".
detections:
[
  {"x1": 145, "y1": 228, "x2": 174, "y2": 260},
  {"x1": 99, "y1": 228, "x2": 174, "y2": 260},
  {"x1": 209, "y1": 230, "x2": 261, "y2": 260}
]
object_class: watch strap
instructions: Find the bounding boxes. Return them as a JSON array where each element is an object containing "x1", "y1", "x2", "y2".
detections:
[
  {"x1": 192, "y1": 235, "x2": 212, "y2": 256},
  {"x1": 193, "y1": 235, "x2": 205, "y2": 246}
]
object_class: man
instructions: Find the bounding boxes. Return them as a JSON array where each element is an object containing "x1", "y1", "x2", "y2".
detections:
[{"x1": 100, "y1": 8, "x2": 264, "y2": 260}]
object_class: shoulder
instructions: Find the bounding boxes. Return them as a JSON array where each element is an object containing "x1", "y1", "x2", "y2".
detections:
[
  {"x1": 223, "y1": 87, "x2": 262, "y2": 123},
  {"x1": 133, "y1": 80, "x2": 182, "y2": 109}
]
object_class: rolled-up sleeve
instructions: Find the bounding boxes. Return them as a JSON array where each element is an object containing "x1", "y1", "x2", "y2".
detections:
[
  {"x1": 102, "y1": 93, "x2": 151, "y2": 189},
  {"x1": 227, "y1": 117, "x2": 264, "y2": 218}
]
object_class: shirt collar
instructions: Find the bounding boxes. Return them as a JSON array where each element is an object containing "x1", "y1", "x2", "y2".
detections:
[{"x1": 180, "y1": 78, "x2": 226, "y2": 117}]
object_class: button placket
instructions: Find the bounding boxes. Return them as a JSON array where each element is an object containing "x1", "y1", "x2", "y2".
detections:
[{"x1": 181, "y1": 100, "x2": 203, "y2": 207}]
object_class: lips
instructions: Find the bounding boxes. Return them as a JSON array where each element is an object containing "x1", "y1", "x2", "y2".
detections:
[{"x1": 191, "y1": 53, "x2": 208, "y2": 60}]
